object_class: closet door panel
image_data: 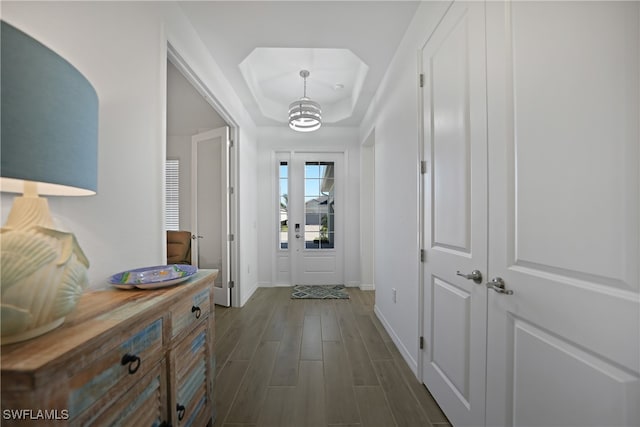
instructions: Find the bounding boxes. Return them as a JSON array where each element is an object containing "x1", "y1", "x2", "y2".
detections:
[
  {"x1": 510, "y1": 2, "x2": 634, "y2": 284},
  {"x1": 421, "y1": 2, "x2": 488, "y2": 426},
  {"x1": 431, "y1": 14, "x2": 472, "y2": 252},
  {"x1": 432, "y1": 277, "x2": 471, "y2": 398}
]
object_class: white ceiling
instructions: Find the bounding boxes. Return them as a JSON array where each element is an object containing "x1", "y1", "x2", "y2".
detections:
[{"x1": 179, "y1": 1, "x2": 420, "y2": 127}]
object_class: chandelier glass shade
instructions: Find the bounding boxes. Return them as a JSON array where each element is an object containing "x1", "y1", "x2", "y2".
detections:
[{"x1": 289, "y1": 70, "x2": 322, "y2": 132}]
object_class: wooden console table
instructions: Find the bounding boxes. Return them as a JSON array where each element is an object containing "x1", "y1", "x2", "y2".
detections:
[{"x1": 1, "y1": 269, "x2": 218, "y2": 426}]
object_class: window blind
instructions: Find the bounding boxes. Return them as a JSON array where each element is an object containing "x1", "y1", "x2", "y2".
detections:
[{"x1": 165, "y1": 159, "x2": 180, "y2": 231}]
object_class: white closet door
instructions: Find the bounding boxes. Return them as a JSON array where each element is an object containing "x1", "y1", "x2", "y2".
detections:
[
  {"x1": 421, "y1": 2, "x2": 489, "y2": 426},
  {"x1": 485, "y1": 2, "x2": 640, "y2": 426}
]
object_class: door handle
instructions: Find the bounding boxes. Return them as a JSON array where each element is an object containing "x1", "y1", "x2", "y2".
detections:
[
  {"x1": 456, "y1": 270, "x2": 483, "y2": 284},
  {"x1": 192, "y1": 235, "x2": 204, "y2": 239},
  {"x1": 295, "y1": 233, "x2": 302, "y2": 239},
  {"x1": 486, "y1": 277, "x2": 513, "y2": 295}
]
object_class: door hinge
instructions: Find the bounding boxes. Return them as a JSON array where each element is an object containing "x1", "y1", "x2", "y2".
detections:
[
  {"x1": 228, "y1": 234, "x2": 235, "y2": 241},
  {"x1": 229, "y1": 139, "x2": 234, "y2": 148},
  {"x1": 419, "y1": 336, "x2": 424, "y2": 350},
  {"x1": 228, "y1": 280, "x2": 235, "y2": 289},
  {"x1": 419, "y1": 73, "x2": 425, "y2": 88},
  {"x1": 420, "y1": 160, "x2": 428, "y2": 174},
  {"x1": 420, "y1": 249, "x2": 426, "y2": 263},
  {"x1": 229, "y1": 186, "x2": 234, "y2": 195}
]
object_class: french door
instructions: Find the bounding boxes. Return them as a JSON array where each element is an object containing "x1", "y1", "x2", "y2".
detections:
[{"x1": 277, "y1": 152, "x2": 344, "y2": 286}]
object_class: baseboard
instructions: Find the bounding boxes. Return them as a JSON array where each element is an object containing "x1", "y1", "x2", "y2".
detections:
[
  {"x1": 257, "y1": 281, "x2": 275, "y2": 287},
  {"x1": 261, "y1": 283, "x2": 295, "y2": 287},
  {"x1": 257, "y1": 282, "x2": 362, "y2": 288},
  {"x1": 374, "y1": 305, "x2": 418, "y2": 376}
]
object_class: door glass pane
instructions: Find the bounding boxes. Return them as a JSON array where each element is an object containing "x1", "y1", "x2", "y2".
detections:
[
  {"x1": 304, "y1": 161, "x2": 335, "y2": 249},
  {"x1": 279, "y1": 161, "x2": 288, "y2": 249}
]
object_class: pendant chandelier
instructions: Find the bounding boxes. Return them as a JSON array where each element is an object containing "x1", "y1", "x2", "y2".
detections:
[{"x1": 288, "y1": 70, "x2": 322, "y2": 132}]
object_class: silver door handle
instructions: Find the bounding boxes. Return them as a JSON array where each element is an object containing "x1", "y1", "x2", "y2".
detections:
[
  {"x1": 486, "y1": 277, "x2": 513, "y2": 295},
  {"x1": 192, "y1": 235, "x2": 204, "y2": 239},
  {"x1": 456, "y1": 270, "x2": 483, "y2": 284},
  {"x1": 295, "y1": 234, "x2": 302, "y2": 239}
]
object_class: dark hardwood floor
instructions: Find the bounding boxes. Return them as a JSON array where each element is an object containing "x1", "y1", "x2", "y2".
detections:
[{"x1": 213, "y1": 287, "x2": 450, "y2": 427}]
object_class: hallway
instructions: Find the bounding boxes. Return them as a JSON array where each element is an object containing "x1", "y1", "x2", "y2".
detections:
[{"x1": 214, "y1": 287, "x2": 450, "y2": 427}]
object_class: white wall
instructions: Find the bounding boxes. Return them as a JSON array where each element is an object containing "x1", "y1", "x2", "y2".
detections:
[
  {"x1": 256, "y1": 126, "x2": 361, "y2": 288},
  {"x1": 359, "y1": 1, "x2": 451, "y2": 373},
  {"x1": 360, "y1": 131, "x2": 375, "y2": 290},
  {"x1": 1, "y1": 2, "x2": 259, "y2": 304},
  {"x1": 238, "y1": 128, "x2": 259, "y2": 305}
]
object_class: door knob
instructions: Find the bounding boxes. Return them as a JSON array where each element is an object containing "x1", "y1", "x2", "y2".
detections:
[
  {"x1": 486, "y1": 277, "x2": 513, "y2": 295},
  {"x1": 296, "y1": 233, "x2": 302, "y2": 239},
  {"x1": 456, "y1": 270, "x2": 483, "y2": 284}
]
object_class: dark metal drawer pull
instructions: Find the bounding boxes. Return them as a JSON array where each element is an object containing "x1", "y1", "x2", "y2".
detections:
[
  {"x1": 191, "y1": 305, "x2": 201, "y2": 319},
  {"x1": 120, "y1": 353, "x2": 141, "y2": 374},
  {"x1": 176, "y1": 404, "x2": 186, "y2": 421}
]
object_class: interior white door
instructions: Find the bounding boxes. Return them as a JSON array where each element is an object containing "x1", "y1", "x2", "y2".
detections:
[
  {"x1": 485, "y1": 2, "x2": 639, "y2": 426},
  {"x1": 192, "y1": 127, "x2": 231, "y2": 307},
  {"x1": 290, "y1": 152, "x2": 344, "y2": 285},
  {"x1": 420, "y1": 2, "x2": 488, "y2": 426}
]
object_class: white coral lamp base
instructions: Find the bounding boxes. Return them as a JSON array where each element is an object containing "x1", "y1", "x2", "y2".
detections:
[
  {"x1": 1, "y1": 317, "x2": 65, "y2": 345},
  {"x1": 1, "y1": 189, "x2": 89, "y2": 345}
]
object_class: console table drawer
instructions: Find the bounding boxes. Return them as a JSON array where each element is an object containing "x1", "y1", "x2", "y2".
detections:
[
  {"x1": 68, "y1": 317, "x2": 163, "y2": 420},
  {"x1": 170, "y1": 286, "x2": 210, "y2": 339}
]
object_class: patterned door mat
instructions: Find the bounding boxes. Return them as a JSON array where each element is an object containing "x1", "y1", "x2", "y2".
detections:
[{"x1": 291, "y1": 285, "x2": 349, "y2": 299}]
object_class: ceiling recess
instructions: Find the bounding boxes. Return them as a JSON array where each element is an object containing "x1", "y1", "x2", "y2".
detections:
[{"x1": 239, "y1": 47, "x2": 369, "y2": 124}]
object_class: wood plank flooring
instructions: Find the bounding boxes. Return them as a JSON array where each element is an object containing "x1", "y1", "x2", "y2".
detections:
[{"x1": 213, "y1": 287, "x2": 451, "y2": 427}]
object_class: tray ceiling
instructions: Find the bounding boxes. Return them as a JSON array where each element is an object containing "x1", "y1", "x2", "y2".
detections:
[{"x1": 179, "y1": 1, "x2": 421, "y2": 127}]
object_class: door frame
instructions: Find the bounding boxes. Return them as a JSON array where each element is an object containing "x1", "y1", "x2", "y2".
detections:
[
  {"x1": 417, "y1": 0, "x2": 455, "y2": 385},
  {"x1": 166, "y1": 44, "x2": 240, "y2": 306}
]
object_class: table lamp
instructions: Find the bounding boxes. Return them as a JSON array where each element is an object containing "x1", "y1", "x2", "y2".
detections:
[{"x1": 1, "y1": 21, "x2": 98, "y2": 344}]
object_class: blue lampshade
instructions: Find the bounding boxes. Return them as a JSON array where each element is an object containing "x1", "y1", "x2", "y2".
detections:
[{"x1": 1, "y1": 21, "x2": 98, "y2": 196}]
